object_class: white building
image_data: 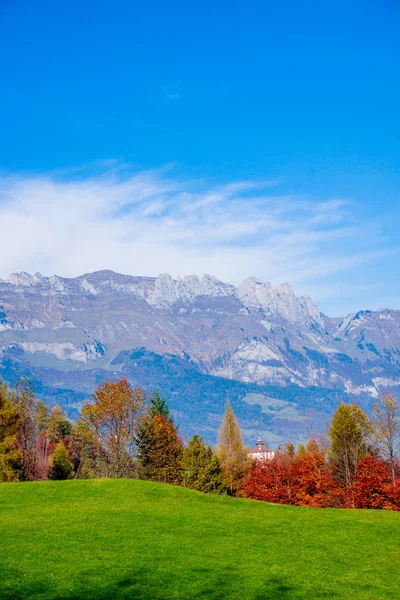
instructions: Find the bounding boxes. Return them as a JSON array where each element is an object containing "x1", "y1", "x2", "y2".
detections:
[{"x1": 249, "y1": 435, "x2": 275, "y2": 461}]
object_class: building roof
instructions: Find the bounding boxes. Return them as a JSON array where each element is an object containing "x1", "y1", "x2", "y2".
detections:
[{"x1": 249, "y1": 435, "x2": 273, "y2": 455}]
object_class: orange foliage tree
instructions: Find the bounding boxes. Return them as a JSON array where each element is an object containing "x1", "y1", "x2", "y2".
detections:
[
  {"x1": 137, "y1": 414, "x2": 183, "y2": 484},
  {"x1": 78, "y1": 378, "x2": 146, "y2": 478},
  {"x1": 350, "y1": 455, "x2": 400, "y2": 510},
  {"x1": 243, "y1": 442, "x2": 343, "y2": 508}
]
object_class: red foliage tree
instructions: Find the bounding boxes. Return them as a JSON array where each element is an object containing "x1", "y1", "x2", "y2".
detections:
[
  {"x1": 243, "y1": 455, "x2": 292, "y2": 505},
  {"x1": 292, "y1": 451, "x2": 344, "y2": 507},
  {"x1": 243, "y1": 447, "x2": 343, "y2": 508},
  {"x1": 350, "y1": 455, "x2": 400, "y2": 510}
]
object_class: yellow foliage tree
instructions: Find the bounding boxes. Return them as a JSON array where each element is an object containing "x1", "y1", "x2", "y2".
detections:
[
  {"x1": 78, "y1": 378, "x2": 146, "y2": 478},
  {"x1": 373, "y1": 395, "x2": 399, "y2": 484},
  {"x1": 216, "y1": 401, "x2": 251, "y2": 495}
]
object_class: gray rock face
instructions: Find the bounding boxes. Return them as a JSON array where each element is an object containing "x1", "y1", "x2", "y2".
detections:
[
  {"x1": 1, "y1": 269, "x2": 400, "y2": 443},
  {"x1": 1, "y1": 269, "x2": 400, "y2": 395}
]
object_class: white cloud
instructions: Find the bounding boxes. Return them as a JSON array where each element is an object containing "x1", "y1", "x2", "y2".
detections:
[{"x1": 0, "y1": 164, "x2": 395, "y2": 315}]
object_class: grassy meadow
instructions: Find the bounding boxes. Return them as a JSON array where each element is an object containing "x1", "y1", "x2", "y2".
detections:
[{"x1": 1, "y1": 479, "x2": 399, "y2": 599}]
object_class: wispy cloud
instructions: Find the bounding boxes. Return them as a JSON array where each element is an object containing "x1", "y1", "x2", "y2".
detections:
[{"x1": 0, "y1": 164, "x2": 396, "y2": 314}]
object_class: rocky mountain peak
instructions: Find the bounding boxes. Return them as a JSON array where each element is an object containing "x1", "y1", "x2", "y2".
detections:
[
  {"x1": 237, "y1": 277, "x2": 322, "y2": 325},
  {"x1": 1, "y1": 268, "x2": 400, "y2": 439},
  {"x1": 8, "y1": 271, "x2": 44, "y2": 287},
  {"x1": 146, "y1": 273, "x2": 236, "y2": 307},
  {"x1": 2, "y1": 269, "x2": 324, "y2": 325}
]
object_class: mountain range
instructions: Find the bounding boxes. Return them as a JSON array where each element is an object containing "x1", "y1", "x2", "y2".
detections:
[{"x1": 1, "y1": 270, "x2": 399, "y2": 446}]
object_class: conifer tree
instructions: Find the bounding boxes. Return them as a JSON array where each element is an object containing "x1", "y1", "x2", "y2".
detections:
[
  {"x1": 47, "y1": 405, "x2": 71, "y2": 442},
  {"x1": 202, "y1": 454, "x2": 228, "y2": 494},
  {"x1": 0, "y1": 381, "x2": 21, "y2": 481},
  {"x1": 216, "y1": 401, "x2": 251, "y2": 495},
  {"x1": 135, "y1": 391, "x2": 173, "y2": 468},
  {"x1": 297, "y1": 442, "x2": 306, "y2": 456},
  {"x1": 181, "y1": 435, "x2": 226, "y2": 494},
  {"x1": 149, "y1": 391, "x2": 173, "y2": 422},
  {"x1": 138, "y1": 415, "x2": 183, "y2": 483},
  {"x1": 136, "y1": 394, "x2": 183, "y2": 484},
  {"x1": 48, "y1": 442, "x2": 73, "y2": 480}
]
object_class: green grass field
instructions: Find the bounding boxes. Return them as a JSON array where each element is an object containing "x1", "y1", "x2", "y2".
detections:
[{"x1": 1, "y1": 480, "x2": 399, "y2": 599}]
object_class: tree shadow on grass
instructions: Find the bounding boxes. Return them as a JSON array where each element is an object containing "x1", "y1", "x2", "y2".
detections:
[
  {"x1": 0, "y1": 567, "x2": 382, "y2": 600},
  {"x1": 0, "y1": 568, "x2": 297, "y2": 600}
]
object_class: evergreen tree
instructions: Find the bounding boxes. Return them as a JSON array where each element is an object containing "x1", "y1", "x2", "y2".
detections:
[
  {"x1": 216, "y1": 401, "x2": 251, "y2": 495},
  {"x1": 47, "y1": 405, "x2": 71, "y2": 442},
  {"x1": 149, "y1": 391, "x2": 173, "y2": 422},
  {"x1": 137, "y1": 394, "x2": 183, "y2": 484},
  {"x1": 0, "y1": 381, "x2": 21, "y2": 482},
  {"x1": 202, "y1": 454, "x2": 228, "y2": 494},
  {"x1": 297, "y1": 442, "x2": 306, "y2": 456},
  {"x1": 48, "y1": 442, "x2": 74, "y2": 480},
  {"x1": 181, "y1": 435, "x2": 226, "y2": 494},
  {"x1": 137, "y1": 415, "x2": 183, "y2": 484},
  {"x1": 329, "y1": 402, "x2": 371, "y2": 486}
]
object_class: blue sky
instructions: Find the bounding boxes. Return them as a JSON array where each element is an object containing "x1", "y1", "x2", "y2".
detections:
[{"x1": 0, "y1": 0, "x2": 399, "y2": 315}]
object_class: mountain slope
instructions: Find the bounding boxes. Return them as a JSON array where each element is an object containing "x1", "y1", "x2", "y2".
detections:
[{"x1": 1, "y1": 270, "x2": 399, "y2": 444}]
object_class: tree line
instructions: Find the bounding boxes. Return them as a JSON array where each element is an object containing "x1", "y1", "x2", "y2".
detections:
[
  {"x1": 244, "y1": 397, "x2": 400, "y2": 509},
  {"x1": 0, "y1": 378, "x2": 246, "y2": 494},
  {"x1": 1, "y1": 377, "x2": 399, "y2": 509}
]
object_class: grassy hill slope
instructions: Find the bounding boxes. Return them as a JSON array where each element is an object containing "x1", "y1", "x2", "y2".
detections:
[{"x1": 1, "y1": 480, "x2": 399, "y2": 599}]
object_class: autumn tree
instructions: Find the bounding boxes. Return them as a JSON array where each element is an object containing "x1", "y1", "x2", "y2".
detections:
[
  {"x1": 136, "y1": 393, "x2": 183, "y2": 484},
  {"x1": 48, "y1": 442, "x2": 74, "y2": 480},
  {"x1": 243, "y1": 442, "x2": 343, "y2": 508},
  {"x1": 216, "y1": 402, "x2": 251, "y2": 496},
  {"x1": 0, "y1": 381, "x2": 21, "y2": 481},
  {"x1": 243, "y1": 443, "x2": 297, "y2": 504},
  {"x1": 181, "y1": 435, "x2": 226, "y2": 494},
  {"x1": 350, "y1": 455, "x2": 400, "y2": 510},
  {"x1": 36, "y1": 401, "x2": 49, "y2": 432},
  {"x1": 14, "y1": 379, "x2": 43, "y2": 481},
  {"x1": 78, "y1": 378, "x2": 146, "y2": 478},
  {"x1": 328, "y1": 402, "x2": 371, "y2": 487},
  {"x1": 243, "y1": 457, "x2": 286, "y2": 504},
  {"x1": 67, "y1": 424, "x2": 97, "y2": 479},
  {"x1": 292, "y1": 447, "x2": 344, "y2": 507},
  {"x1": 373, "y1": 395, "x2": 399, "y2": 484}
]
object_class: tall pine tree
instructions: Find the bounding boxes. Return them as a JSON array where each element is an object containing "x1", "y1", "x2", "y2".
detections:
[
  {"x1": 48, "y1": 442, "x2": 74, "y2": 480},
  {"x1": 136, "y1": 393, "x2": 183, "y2": 484}
]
